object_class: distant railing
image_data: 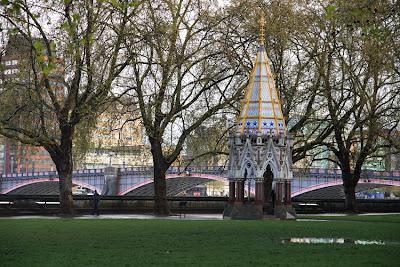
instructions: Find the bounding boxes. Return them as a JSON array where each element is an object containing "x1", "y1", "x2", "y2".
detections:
[
  {"x1": 2, "y1": 166, "x2": 400, "y2": 180},
  {"x1": 0, "y1": 168, "x2": 104, "y2": 179}
]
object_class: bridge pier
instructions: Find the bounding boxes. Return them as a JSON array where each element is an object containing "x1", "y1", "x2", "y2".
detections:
[{"x1": 102, "y1": 167, "x2": 121, "y2": 196}]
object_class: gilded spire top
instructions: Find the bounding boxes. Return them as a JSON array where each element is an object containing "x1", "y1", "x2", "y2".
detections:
[
  {"x1": 258, "y1": 11, "x2": 266, "y2": 45},
  {"x1": 235, "y1": 10, "x2": 287, "y2": 136}
]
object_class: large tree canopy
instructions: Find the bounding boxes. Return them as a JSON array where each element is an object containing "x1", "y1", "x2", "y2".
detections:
[
  {"x1": 123, "y1": 0, "x2": 248, "y2": 214},
  {"x1": 314, "y1": 0, "x2": 400, "y2": 210},
  {"x1": 0, "y1": 0, "x2": 138, "y2": 214},
  {"x1": 0, "y1": 0, "x2": 398, "y2": 215}
]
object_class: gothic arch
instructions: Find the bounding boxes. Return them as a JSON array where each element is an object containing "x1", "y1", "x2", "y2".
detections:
[
  {"x1": 262, "y1": 159, "x2": 279, "y2": 178},
  {"x1": 239, "y1": 138, "x2": 255, "y2": 163},
  {"x1": 263, "y1": 164, "x2": 274, "y2": 180},
  {"x1": 240, "y1": 159, "x2": 256, "y2": 179}
]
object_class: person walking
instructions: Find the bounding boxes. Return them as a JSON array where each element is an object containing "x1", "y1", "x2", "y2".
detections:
[{"x1": 93, "y1": 190, "x2": 100, "y2": 216}]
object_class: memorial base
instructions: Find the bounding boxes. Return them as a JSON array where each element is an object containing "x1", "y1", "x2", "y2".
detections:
[
  {"x1": 274, "y1": 204, "x2": 297, "y2": 220},
  {"x1": 223, "y1": 203, "x2": 297, "y2": 220}
]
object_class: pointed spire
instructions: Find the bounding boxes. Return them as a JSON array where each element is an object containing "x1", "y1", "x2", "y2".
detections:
[
  {"x1": 259, "y1": 11, "x2": 266, "y2": 45},
  {"x1": 235, "y1": 11, "x2": 287, "y2": 137}
]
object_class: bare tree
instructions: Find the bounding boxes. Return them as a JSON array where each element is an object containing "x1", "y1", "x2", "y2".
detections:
[
  {"x1": 124, "y1": 0, "x2": 247, "y2": 215},
  {"x1": 197, "y1": 1, "x2": 399, "y2": 212},
  {"x1": 184, "y1": 117, "x2": 232, "y2": 168},
  {"x1": 183, "y1": 0, "x2": 336, "y2": 166},
  {"x1": 313, "y1": 0, "x2": 400, "y2": 210},
  {"x1": 0, "y1": 0, "x2": 137, "y2": 215}
]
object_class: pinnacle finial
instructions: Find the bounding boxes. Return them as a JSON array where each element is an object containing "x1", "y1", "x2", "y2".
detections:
[{"x1": 258, "y1": 11, "x2": 266, "y2": 45}]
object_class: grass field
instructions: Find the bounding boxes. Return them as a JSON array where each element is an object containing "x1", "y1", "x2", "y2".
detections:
[
  {"x1": 1, "y1": 216, "x2": 399, "y2": 266},
  {"x1": 300, "y1": 214, "x2": 400, "y2": 223}
]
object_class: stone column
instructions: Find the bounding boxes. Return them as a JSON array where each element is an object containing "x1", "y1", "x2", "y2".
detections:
[
  {"x1": 285, "y1": 180, "x2": 292, "y2": 205},
  {"x1": 235, "y1": 179, "x2": 245, "y2": 204},
  {"x1": 255, "y1": 179, "x2": 264, "y2": 205},
  {"x1": 229, "y1": 181, "x2": 236, "y2": 203},
  {"x1": 275, "y1": 180, "x2": 283, "y2": 206}
]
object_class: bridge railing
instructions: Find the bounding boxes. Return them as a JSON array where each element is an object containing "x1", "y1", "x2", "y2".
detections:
[
  {"x1": 2, "y1": 166, "x2": 400, "y2": 196},
  {"x1": 293, "y1": 168, "x2": 400, "y2": 180},
  {"x1": 2, "y1": 166, "x2": 400, "y2": 180},
  {"x1": 0, "y1": 168, "x2": 104, "y2": 180}
]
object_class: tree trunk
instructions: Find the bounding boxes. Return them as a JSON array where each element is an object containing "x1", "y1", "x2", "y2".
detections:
[
  {"x1": 153, "y1": 164, "x2": 169, "y2": 215},
  {"x1": 51, "y1": 152, "x2": 74, "y2": 216},
  {"x1": 49, "y1": 126, "x2": 75, "y2": 216},
  {"x1": 58, "y1": 168, "x2": 74, "y2": 215},
  {"x1": 150, "y1": 138, "x2": 170, "y2": 215},
  {"x1": 342, "y1": 172, "x2": 358, "y2": 212}
]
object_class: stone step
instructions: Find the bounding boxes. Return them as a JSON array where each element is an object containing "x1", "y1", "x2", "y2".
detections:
[
  {"x1": 229, "y1": 204, "x2": 263, "y2": 220},
  {"x1": 224, "y1": 203, "x2": 297, "y2": 220}
]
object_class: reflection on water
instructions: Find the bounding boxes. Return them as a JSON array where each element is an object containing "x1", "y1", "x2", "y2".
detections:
[
  {"x1": 354, "y1": 240, "x2": 386, "y2": 245},
  {"x1": 283, "y1": 237, "x2": 347, "y2": 244},
  {"x1": 282, "y1": 238, "x2": 396, "y2": 246},
  {"x1": 296, "y1": 219, "x2": 330, "y2": 222}
]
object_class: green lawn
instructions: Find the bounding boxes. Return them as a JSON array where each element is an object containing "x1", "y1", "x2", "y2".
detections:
[
  {"x1": 300, "y1": 214, "x2": 400, "y2": 223},
  {"x1": 0, "y1": 217, "x2": 399, "y2": 266}
]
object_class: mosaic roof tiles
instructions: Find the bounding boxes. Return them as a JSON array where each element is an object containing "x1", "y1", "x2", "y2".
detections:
[{"x1": 236, "y1": 44, "x2": 287, "y2": 136}]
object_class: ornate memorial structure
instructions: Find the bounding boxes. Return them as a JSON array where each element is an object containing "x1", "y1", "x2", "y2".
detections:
[{"x1": 223, "y1": 15, "x2": 296, "y2": 219}]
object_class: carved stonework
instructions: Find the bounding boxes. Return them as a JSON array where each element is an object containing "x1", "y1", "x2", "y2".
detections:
[
  {"x1": 228, "y1": 132, "x2": 294, "y2": 184},
  {"x1": 223, "y1": 14, "x2": 296, "y2": 220}
]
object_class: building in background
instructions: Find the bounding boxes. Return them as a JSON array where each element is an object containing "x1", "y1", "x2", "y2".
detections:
[
  {"x1": 0, "y1": 136, "x2": 5, "y2": 174},
  {"x1": 386, "y1": 153, "x2": 400, "y2": 171},
  {"x1": 74, "y1": 102, "x2": 152, "y2": 169},
  {"x1": 0, "y1": 34, "x2": 56, "y2": 174},
  {"x1": 1, "y1": 35, "x2": 151, "y2": 173},
  {"x1": 184, "y1": 124, "x2": 228, "y2": 167},
  {"x1": 384, "y1": 131, "x2": 400, "y2": 171}
]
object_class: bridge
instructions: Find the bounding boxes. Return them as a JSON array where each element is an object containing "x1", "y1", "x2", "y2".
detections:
[{"x1": 1, "y1": 166, "x2": 400, "y2": 199}]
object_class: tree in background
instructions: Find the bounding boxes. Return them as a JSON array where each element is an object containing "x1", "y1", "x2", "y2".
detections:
[
  {"x1": 184, "y1": 117, "x2": 231, "y2": 168},
  {"x1": 183, "y1": 0, "x2": 336, "y2": 167},
  {"x1": 0, "y1": 0, "x2": 397, "y2": 215},
  {"x1": 181, "y1": 1, "x2": 399, "y2": 212},
  {"x1": 0, "y1": 0, "x2": 137, "y2": 215},
  {"x1": 313, "y1": 0, "x2": 400, "y2": 210},
  {"x1": 124, "y1": 0, "x2": 247, "y2": 215}
]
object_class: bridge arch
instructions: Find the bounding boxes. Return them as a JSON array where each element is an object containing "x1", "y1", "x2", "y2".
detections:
[
  {"x1": 292, "y1": 178, "x2": 400, "y2": 198},
  {"x1": 119, "y1": 173, "x2": 227, "y2": 196},
  {"x1": 2, "y1": 178, "x2": 101, "y2": 195}
]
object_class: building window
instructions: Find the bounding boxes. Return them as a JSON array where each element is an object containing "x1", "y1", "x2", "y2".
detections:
[
  {"x1": 4, "y1": 60, "x2": 18, "y2": 66},
  {"x1": 4, "y1": 69, "x2": 19, "y2": 75}
]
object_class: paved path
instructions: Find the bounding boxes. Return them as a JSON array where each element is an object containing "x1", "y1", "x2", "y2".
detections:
[
  {"x1": 1, "y1": 213, "x2": 399, "y2": 220},
  {"x1": 0, "y1": 214, "x2": 224, "y2": 220},
  {"x1": 297, "y1": 212, "x2": 400, "y2": 217}
]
